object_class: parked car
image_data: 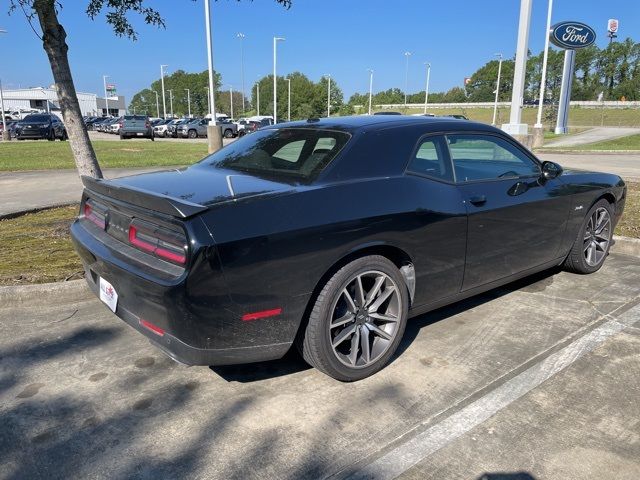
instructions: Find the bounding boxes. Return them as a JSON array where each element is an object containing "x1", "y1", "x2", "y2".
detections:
[
  {"x1": 153, "y1": 119, "x2": 173, "y2": 138},
  {"x1": 178, "y1": 118, "x2": 208, "y2": 138},
  {"x1": 219, "y1": 120, "x2": 238, "y2": 138},
  {"x1": 71, "y1": 116, "x2": 625, "y2": 381},
  {"x1": 119, "y1": 115, "x2": 154, "y2": 140},
  {"x1": 95, "y1": 117, "x2": 115, "y2": 132},
  {"x1": 0, "y1": 120, "x2": 18, "y2": 138},
  {"x1": 440, "y1": 114, "x2": 469, "y2": 120},
  {"x1": 167, "y1": 118, "x2": 190, "y2": 138},
  {"x1": 15, "y1": 113, "x2": 67, "y2": 141},
  {"x1": 109, "y1": 117, "x2": 124, "y2": 134}
]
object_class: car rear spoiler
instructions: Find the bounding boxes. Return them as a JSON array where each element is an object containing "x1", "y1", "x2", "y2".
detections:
[{"x1": 81, "y1": 175, "x2": 208, "y2": 219}]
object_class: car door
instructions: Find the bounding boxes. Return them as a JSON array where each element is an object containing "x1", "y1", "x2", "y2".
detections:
[
  {"x1": 405, "y1": 135, "x2": 468, "y2": 306},
  {"x1": 447, "y1": 132, "x2": 571, "y2": 291}
]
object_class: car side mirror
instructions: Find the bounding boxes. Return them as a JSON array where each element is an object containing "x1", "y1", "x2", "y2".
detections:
[{"x1": 541, "y1": 161, "x2": 562, "y2": 180}]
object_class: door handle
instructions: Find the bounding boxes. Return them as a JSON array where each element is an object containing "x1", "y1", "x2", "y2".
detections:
[{"x1": 469, "y1": 195, "x2": 487, "y2": 206}]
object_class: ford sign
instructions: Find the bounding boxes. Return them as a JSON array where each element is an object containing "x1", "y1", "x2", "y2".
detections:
[{"x1": 550, "y1": 21, "x2": 596, "y2": 49}]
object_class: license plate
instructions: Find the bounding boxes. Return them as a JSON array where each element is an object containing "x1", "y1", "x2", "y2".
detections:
[
  {"x1": 137, "y1": 132, "x2": 143, "y2": 136},
  {"x1": 99, "y1": 277, "x2": 118, "y2": 313}
]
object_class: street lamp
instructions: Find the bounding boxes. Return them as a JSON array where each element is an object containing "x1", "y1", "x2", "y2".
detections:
[
  {"x1": 492, "y1": 53, "x2": 503, "y2": 126},
  {"x1": 0, "y1": 29, "x2": 7, "y2": 140},
  {"x1": 160, "y1": 64, "x2": 168, "y2": 119},
  {"x1": 205, "y1": 87, "x2": 210, "y2": 115},
  {"x1": 285, "y1": 77, "x2": 291, "y2": 121},
  {"x1": 204, "y1": 0, "x2": 217, "y2": 126},
  {"x1": 237, "y1": 32, "x2": 246, "y2": 113},
  {"x1": 535, "y1": 0, "x2": 554, "y2": 129},
  {"x1": 102, "y1": 75, "x2": 110, "y2": 117},
  {"x1": 273, "y1": 36, "x2": 285, "y2": 123},
  {"x1": 168, "y1": 89, "x2": 174, "y2": 118},
  {"x1": 152, "y1": 90, "x2": 160, "y2": 118},
  {"x1": 324, "y1": 74, "x2": 331, "y2": 117},
  {"x1": 403, "y1": 51, "x2": 412, "y2": 110},
  {"x1": 227, "y1": 85, "x2": 233, "y2": 119},
  {"x1": 367, "y1": 69, "x2": 374, "y2": 115},
  {"x1": 184, "y1": 88, "x2": 191, "y2": 118},
  {"x1": 255, "y1": 80, "x2": 260, "y2": 116},
  {"x1": 423, "y1": 63, "x2": 431, "y2": 115}
]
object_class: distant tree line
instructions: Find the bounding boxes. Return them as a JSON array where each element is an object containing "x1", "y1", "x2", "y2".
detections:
[
  {"x1": 129, "y1": 70, "x2": 352, "y2": 119},
  {"x1": 349, "y1": 38, "x2": 640, "y2": 107}
]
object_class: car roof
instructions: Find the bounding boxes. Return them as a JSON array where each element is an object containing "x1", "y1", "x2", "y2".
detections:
[{"x1": 268, "y1": 115, "x2": 499, "y2": 135}]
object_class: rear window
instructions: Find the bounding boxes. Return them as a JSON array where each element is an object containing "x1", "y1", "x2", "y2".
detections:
[
  {"x1": 198, "y1": 128, "x2": 350, "y2": 182},
  {"x1": 125, "y1": 115, "x2": 147, "y2": 121}
]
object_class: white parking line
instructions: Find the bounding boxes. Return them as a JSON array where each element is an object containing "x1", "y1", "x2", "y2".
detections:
[{"x1": 341, "y1": 302, "x2": 640, "y2": 480}]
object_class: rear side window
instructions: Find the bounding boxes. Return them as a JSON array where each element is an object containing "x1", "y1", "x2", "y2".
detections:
[
  {"x1": 407, "y1": 136, "x2": 453, "y2": 182},
  {"x1": 200, "y1": 128, "x2": 351, "y2": 182},
  {"x1": 447, "y1": 134, "x2": 540, "y2": 182}
]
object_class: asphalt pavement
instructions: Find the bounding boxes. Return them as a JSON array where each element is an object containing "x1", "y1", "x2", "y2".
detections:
[{"x1": 1, "y1": 254, "x2": 639, "y2": 479}]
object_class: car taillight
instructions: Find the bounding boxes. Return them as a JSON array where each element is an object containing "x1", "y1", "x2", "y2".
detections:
[
  {"x1": 83, "y1": 199, "x2": 106, "y2": 229},
  {"x1": 128, "y1": 219, "x2": 187, "y2": 265},
  {"x1": 145, "y1": 121, "x2": 150, "y2": 128}
]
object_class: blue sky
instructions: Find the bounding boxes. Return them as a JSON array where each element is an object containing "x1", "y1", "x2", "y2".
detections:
[{"x1": 2, "y1": 0, "x2": 638, "y2": 102}]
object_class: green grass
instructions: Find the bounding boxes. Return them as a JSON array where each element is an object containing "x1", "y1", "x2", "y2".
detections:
[
  {"x1": 2, "y1": 184, "x2": 638, "y2": 285},
  {"x1": 571, "y1": 134, "x2": 640, "y2": 151},
  {"x1": 0, "y1": 205, "x2": 82, "y2": 285},
  {"x1": 366, "y1": 106, "x2": 640, "y2": 128},
  {"x1": 0, "y1": 140, "x2": 209, "y2": 171}
]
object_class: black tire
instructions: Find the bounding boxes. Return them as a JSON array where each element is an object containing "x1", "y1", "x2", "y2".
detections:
[
  {"x1": 61, "y1": 130, "x2": 68, "y2": 141},
  {"x1": 47, "y1": 129, "x2": 55, "y2": 141},
  {"x1": 188, "y1": 129, "x2": 197, "y2": 139},
  {"x1": 223, "y1": 129, "x2": 234, "y2": 138},
  {"x1": 563, "y1": 199, "x2": 613, "y2": 274},
  {"x1": 119, "y1": 133, "x2": 126, "y2": 140},
  {"x1": 299, "y1": 255, "x2": 409, "y2": 381}
]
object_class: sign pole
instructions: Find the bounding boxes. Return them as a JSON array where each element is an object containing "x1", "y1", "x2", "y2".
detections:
[{"x1": 555, "y1": 49, "x2": 575, "y2": 134}]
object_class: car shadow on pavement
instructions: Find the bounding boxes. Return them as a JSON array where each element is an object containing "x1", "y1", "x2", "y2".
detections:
[
  {"x1": 478, "y1": 473, "x2": 537, "y2": 480},
  {"x1": 393, "y1": 266, "x2": 562, "y2": 361},
  {"x1": 210, "y1": 348, "x2": 311, "y2": 383}
]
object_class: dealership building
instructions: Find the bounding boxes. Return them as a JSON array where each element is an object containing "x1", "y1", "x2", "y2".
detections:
[{"x1": 1, "y1": 87, "x2": 126, "y2": 117}]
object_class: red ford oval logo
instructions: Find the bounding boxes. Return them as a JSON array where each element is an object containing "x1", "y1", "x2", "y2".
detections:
[{"x1": 550, "y1": 21, "x2": 596, "y2": 50}]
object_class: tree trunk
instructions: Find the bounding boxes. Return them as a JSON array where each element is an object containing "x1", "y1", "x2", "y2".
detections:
[{"x1": 33, "y1": 0, "x2": 103, "y2": 179}]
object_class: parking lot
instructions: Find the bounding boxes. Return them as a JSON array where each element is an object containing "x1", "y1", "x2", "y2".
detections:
[{"x1": 1, "y1": 253, "x2": 639, "y2": 479}]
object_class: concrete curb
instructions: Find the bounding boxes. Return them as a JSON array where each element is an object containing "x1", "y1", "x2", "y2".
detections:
[
  {"x1": 0, "y1": 279, "x2": 90, "y2": 309},
  {"x1": 0, "y1": 236, "x2": 638, "y2": 309},
  {"x1": 612, "y1": 235, "x2": 640, "y2": 258},
  {"x1": 0, "y1": 202, "x2": 77, "y2": 221}
]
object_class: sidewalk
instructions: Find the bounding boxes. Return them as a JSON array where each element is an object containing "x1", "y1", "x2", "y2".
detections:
[{"x1": 0, "y1": 167, "x2": 172, "y2": 217}]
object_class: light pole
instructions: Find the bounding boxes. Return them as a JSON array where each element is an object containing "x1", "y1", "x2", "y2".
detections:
[
  {"x1": 368, "y1": 69, "x2": 374, "y2": 115},
  {"x1": 160, "y1": 64, "x2": 168, "y2": 119},
  {"x1": 102, "y1": 75, "x2": 109, "y2": 117},
  {"x1": 255, "y1": 81, "x2": 260, "y2": 116},
  {"x1": 286, "y1": 77, "x2": 291, "y2": 121},
  {"x1": 152, "y1": 90, "x2": 160, "y2": 118},
  {"x1": 423, "y1": 63, "x2": 431, "y2": 115},
  {"x1": 403, "y1": 51, "x2": 412, "y2": 110},
  {"x1": 535, "y1": 0, "x2": 554, "y2": 129},
  {"x1": 237, "y1": 32, "x2": 246, "y2": 113},
  {"x1": 184, "y1": 88, "x2": 191, "y2": 118},
  {"x1": 204, "y1": 0, "x2": 217, "y2": 126},
  {"x1": 0, "y1": 28, "x2": 7, "y2": 140},
  {"x1": 324, "y1": 74, "x2": 331, "y2": 117},
  {"x1": 168, "y1": 89, "x2": 174, "y2": 118},
  {"x1": 273, "y1": 36, "x2": 285, "y2": 123},
  {"x1": 228, "y1": 85, "x2": 233, "y2": 119},
  {"x1": 205, "y1": 87, "x2": 210, "y2": 115},
  {"x1": 492, "y1": 53, "x2": 503, "y2": 126}
]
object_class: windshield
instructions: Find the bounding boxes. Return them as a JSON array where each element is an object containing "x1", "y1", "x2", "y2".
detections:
[
  {"x1": 198, "y1": 127, "x2": 350, "y2": 182},
  {"x1": 24, "y1": 115, "x2": 50, "y2": 122}
]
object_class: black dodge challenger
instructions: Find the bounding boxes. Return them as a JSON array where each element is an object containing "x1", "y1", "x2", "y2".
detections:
[{"x1": 71, "y1": 116, "x2": 626, "y2": 381}]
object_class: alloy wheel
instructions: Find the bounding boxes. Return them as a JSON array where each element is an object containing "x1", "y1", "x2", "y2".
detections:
[
  {"x1": 583, "y1": 207, "x2": 611, "y2": 267},
  {"x1": 329, "y1": 270, "x2": 402, "y2": 368}
]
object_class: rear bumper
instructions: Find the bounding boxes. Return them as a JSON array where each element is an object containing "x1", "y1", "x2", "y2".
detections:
[{"x1": 71, "y1": 220, "x2": 293, "y2": 366}]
